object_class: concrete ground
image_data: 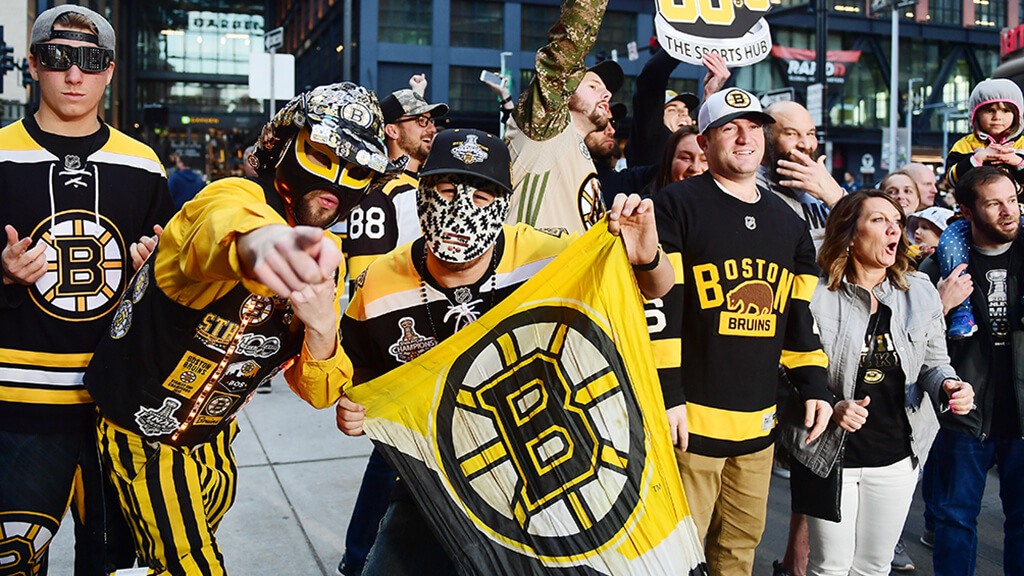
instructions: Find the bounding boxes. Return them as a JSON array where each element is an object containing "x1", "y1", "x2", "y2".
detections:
[{"x1": 47, "y1": 381, "x2": 1006, "y2": 575}]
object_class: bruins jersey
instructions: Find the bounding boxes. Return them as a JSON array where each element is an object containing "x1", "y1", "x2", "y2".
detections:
[
  {"x1": 652, "y1": 172, "x2": 830, "y2": 458},
  {"x1": 0, "y1": 116, "x2": 173, "y2": 433},
  {"x1": 343, "y1": 224, "x2": 573, "y2": 382},
  {"x1": 945, "y1": 133, "x2": 1024, "y2": 190},
  {"x1": 336, "y1": 170, "x2": 421, "y2": 292}
]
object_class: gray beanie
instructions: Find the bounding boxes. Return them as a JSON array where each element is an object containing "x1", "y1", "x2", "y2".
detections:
[
  {"x1": 969, "y1": 78, "x2": 1024, "y2": 142},
  {"x1": 32, "y1": 5, "x2": 116, "y2": 58}
]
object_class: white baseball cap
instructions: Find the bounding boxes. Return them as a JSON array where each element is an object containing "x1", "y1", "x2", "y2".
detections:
[
  {"x1": 697, "y1": 88, "x2": 775, "y2": 134},
  {"x1": 910, "y1": 206, "x2": 954, "y2": 232}
]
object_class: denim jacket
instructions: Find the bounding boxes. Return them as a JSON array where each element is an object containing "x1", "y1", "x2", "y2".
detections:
[{"x1": 780, "y1": 271, "x2": 958, "y2": 477}]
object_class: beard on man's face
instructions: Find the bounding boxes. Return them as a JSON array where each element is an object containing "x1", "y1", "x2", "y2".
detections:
[
  {"x1": 292, "y1": 190, "x2": 342, "y2": 228},
  {"x1": 568, "y1": 93, "x2": 610, "y2": 132},
  {"x1": 764, "y1": 135, "x2": 819, "y2": 184}
]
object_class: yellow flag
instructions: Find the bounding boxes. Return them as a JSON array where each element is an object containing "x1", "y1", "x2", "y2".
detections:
[{"x1": 347, "y1": 221, "x2": 706, "y2": 575}]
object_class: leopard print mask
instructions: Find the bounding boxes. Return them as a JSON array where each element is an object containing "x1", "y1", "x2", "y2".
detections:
[{"x1": 417, "y1": 175, "x2": 510, "y2": 263}]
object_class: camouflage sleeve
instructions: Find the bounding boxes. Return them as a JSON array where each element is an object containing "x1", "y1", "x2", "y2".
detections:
[{"x1": 515, "y1": 0, "x2": 608, "y2": 142}]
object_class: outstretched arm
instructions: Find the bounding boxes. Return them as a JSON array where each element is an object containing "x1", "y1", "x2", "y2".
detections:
[{"x1": 515, "y1": 0, "x2": 609, "y2": 141}]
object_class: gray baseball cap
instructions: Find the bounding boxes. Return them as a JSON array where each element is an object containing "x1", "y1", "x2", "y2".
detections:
[
  {"x1": 697, "y1": 88, "x2": 774, "y2": 134},
  {"x1": 380, "y1": 89, "x2": 449, "y2": 124},
  {"x1": 32, "y1": 5, "x2": 116, "y2": 57}
]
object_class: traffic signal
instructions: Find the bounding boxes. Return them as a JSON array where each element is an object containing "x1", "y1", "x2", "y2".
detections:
[
  {"x1": 21, "y1": 59, "x2": 31, "y2": 88},
  {"x1": 0, "y1": 45, "x2": 13, "y2": 73}
]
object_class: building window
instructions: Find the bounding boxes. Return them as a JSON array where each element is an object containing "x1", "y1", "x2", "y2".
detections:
[
  {"x1": 593, "y1": 11, "x2": 637, "y2": 59},
  {"x1": 929, "y1": 0, "x2": 962, "y2": 24},
  {"x1": 451, "y1": 66, "x2": 500, "y2": 113},
  {"x1": 451, "y1": 0, "x2": 503, "y2": 49},
  {"x1": 521, "y1": 4, "x2": 559, "y2": 54},
  {"x1": 141, "y1": 10, "x2": 263, "y2": 75},
  {"x1": 379, "y1": 0, "x2": 432, "y2": 45},
  {"x1": 973, "y1": 0, "x2": 1005, "y2": 27}
]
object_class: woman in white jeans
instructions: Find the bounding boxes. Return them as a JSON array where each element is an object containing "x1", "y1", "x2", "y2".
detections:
[{"x1": 780, "y1": 190, "x2": 976, "y2": 576}]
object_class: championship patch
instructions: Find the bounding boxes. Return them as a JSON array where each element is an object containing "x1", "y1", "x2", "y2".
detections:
[
  {"x1": 195, "y1": 313, "x2": 240, "y2": 351},
  {"x1": 161, "y1": 352, "x2": 216, "y2": 397},
  {"x1": 450, "y1": 134, "x2": 489, "y2": 165},
  {"x1": 388, "y1": 317, "x2": 437, "y2": 363},
  {"x1": 195, "y1": 391, "x2": 240, "y2": 426},
  {"x1": 131, "y1": 263, "x2": 150, "y2": 303},
  {"x1": 235, "y1": 333, "x2": 282, "y2": 358},
  {"x1": 110, "y1": 300, "x2": 132, "y2": 339},
  {"x1": 241, "y1": 294, "x2": 274, "y2": 324},
  {"x1": 134, "y1": 397, "x2": 182, "y2": 437}
]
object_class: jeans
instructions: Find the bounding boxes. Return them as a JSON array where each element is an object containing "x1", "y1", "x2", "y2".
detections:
[
  {"x1": 936, "y1": 219, "x2": 972, "y2": 318},
  {"x1": 362, "y1": 498, "x2": 457, "y2": 576},
  {"x1": 930, "y1": 428, "x2": 1024, "y2": 576},
  {"x1": 341, "y1": 448, "x2": 397, "y2": 573}
]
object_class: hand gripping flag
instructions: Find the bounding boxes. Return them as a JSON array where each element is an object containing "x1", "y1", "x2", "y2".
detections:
[{"x1": 346, "y1": 221, "x2": 707, "y2": 575}]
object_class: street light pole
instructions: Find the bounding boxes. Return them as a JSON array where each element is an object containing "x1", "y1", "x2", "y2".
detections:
[
  {"x1": 907, "y1": 77, "x2": 923, "y2": 165},
  {"x1": 889, "y1": 5, "x2": 899, "y2": 172}
]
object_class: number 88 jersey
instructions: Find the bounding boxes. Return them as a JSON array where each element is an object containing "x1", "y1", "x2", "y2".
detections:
[{"x1": 335, "y1": 170, "x2": 422, "y2": 292}]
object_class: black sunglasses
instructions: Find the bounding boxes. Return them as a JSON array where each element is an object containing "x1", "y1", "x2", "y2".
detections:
[{"x1": 32, "y1": 43, "x2": 113, "y2": 73}]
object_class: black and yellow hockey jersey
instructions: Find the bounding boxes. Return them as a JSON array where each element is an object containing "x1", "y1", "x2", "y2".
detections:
[
  {"x1": 336, "y1": 170, "x2": 421, "y2": 292},
  {"x1": 0, "y1": 116, "x2": 173, "y2": 433},
  {"x1": 342, "y1": 224, "x2": 573, "y2": 384},
  {"x1": 652, "y1": 172, "x2": 830, "y2": 458}
]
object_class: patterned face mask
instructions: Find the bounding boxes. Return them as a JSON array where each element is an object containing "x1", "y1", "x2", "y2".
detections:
[{"x1": 417, "y1": 174, "x2": 510, "y2": 264}]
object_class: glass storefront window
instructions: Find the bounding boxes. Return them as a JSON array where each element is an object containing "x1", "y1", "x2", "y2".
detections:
[
  {"x1": 451, "y1": 1, "x2": 503, "y2": 49},
  {"x1": 379, "y1": 0, "x2": 432, "y2": 45},
  {"x1": 141, "y1": 11, "x2": 263, "y2": 75}
]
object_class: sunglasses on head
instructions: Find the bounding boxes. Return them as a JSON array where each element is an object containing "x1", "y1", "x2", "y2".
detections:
[{"x1": 31, "y1": 43, "x2": 113, "y2": 73}]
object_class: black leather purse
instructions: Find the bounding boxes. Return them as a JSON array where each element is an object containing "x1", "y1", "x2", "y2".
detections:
[{"x1": 789, "y1": 444, "x2": 843, "y2": 523}]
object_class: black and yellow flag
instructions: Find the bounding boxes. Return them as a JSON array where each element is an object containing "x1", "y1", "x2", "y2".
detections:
[{"x1": 346, "y1": 222, "x2": 706, "y2": 575}]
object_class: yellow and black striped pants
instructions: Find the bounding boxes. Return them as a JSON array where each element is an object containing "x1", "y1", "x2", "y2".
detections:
[{"x1": 97, "y1": 416, "x2": 238, "y2": 576}]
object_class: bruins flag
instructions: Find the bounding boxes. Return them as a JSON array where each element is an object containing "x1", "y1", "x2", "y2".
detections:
[{"x1": 346, "y1": 221, "x2": 707, "y2": 575}]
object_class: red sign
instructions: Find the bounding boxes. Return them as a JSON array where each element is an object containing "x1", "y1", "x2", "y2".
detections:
[
  {"x1": 771, "y1": 46, "x2": 863, "y2": 84},
  {"x1": 1002, "y1": 24, "x2": 1024, "y2": 58}
]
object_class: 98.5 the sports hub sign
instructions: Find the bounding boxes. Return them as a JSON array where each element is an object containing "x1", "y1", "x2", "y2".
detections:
[{"x1": 654, "y1": 0, "x2": 773, "y2": 66}]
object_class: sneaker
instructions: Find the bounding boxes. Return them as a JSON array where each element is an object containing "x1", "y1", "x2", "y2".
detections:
[
  {"x1": 891, "y1": 538, "x2": 915, "y2": 572},
  {"x1": 772, "y1": 560, "x2": 792, "y2": 576},
  {"x1": 948, "y1": 308, "x2": 978, "y2": 340},
  {"x1": 257, "y1": 380, "x2": 272, "y2": 394},
  {"x1": 920, "y1": 529, "x2": 934, "y2": 548}
]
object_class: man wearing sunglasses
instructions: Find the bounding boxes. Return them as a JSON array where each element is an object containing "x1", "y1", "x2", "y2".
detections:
[{"x1": 0, "y1": 5, "x2": 174, "y2": 575}]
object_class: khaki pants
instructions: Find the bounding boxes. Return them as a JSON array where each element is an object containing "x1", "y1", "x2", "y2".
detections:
[{"x1": 676, "y1": 444, "x2": 773, "y2": 576}]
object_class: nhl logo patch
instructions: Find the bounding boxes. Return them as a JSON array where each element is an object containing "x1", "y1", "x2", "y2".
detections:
[
  {"x1": 745, "y1": 215, "x2": 757, "y2": 230},
  {"x1": 64, "y1": 155, "x2": 82, "y2": 170}
]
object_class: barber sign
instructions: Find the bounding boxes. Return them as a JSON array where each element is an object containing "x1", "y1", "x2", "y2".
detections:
[{"x1": 655, "y1": 0, "x2": 773, "y2": 66}]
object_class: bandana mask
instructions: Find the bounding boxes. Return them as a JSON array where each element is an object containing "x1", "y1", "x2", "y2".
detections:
[{"x1": 417, "y1": 175, "x2": 510, "y2": 263}]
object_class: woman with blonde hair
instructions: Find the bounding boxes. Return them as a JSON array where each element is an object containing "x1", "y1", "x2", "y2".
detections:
[{"x1": 780, "y1": 189, "x2": 975, "y2": 576}]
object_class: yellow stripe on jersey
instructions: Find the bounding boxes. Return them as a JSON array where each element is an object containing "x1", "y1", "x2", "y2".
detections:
[
  {"x1": 792, "y1": 274, "x2": 817, "y2": 302},
  {"x1": 780, "y1": 349, "x2": 829, "y2": 369},
  {"x1": 650, "y1": 338, "x2": 681, "y2": 370},
  {"x1": 381, "y1": 172, "x2": 419, "y2": 196},
  {"x1": 686, "y1": 402, "x2": 776, "y2": 442},
  {"x1": 0, "y1": 120, "x2": 39, "y2": 150},
  {"x1": 0, "y1": 387, "x2": 91, "y2": 404},
  {"x1": 0, "y1": 348, "x2": 92, "y2": 368},
  {"x1": 667, "y1": 251, "x2": 683, "y2": 285},
  {"x1": 348, "y1": 254, "x2": 381, "y2": 282}
]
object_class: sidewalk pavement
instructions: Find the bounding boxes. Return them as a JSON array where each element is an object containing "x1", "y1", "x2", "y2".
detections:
[{"x1": 49, "y1": 381, "x2": 1006, "y2": 575}]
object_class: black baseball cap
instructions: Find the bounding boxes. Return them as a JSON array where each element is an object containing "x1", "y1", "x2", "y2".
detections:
[
  {"x1": 586, "y1": 60, "x2": 623, "y2": 95},
  {"x1": 420, "y1": 129, "x2": 513, "y2": 194}
]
